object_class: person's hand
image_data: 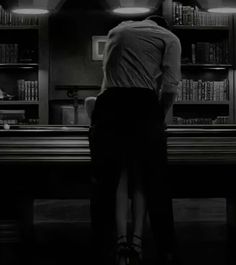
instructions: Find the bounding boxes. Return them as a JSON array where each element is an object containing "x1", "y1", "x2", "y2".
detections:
[{"x1": 85, "y1": 97, "x2": 96, "y2": 120}]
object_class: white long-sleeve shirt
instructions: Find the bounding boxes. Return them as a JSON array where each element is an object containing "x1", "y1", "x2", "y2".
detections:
[{"x1": 101, "y1": 19, "x2": 181, "y2": 95}]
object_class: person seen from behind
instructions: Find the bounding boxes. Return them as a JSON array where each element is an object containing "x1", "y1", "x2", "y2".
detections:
[{"x1": 86, "y1": 10, "x2": 181, "y2": 265}]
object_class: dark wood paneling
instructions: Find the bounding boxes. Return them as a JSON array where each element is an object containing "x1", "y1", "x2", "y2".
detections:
[
  {"x1": 1, "y1": 124, "x2": 236, "y2": 244},
  {"x1": 0, "y1": 124, "x2": 236, "y2": 198}
]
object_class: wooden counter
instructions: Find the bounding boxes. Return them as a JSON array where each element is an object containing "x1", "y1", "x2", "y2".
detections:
[
  {"x1": 1, "y1": 124, "x2": 236, "y2": 164},
  {"x1": 0, "y1": 124, "x2": 236, "y2": 197},
  {"x1": 1, "y1": 124, "x2": 236, "y2": 246}
]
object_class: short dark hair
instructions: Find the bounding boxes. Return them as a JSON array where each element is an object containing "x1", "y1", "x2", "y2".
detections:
[{"x1": 145, "y1": 15, "x2": 170, "y2": 29}]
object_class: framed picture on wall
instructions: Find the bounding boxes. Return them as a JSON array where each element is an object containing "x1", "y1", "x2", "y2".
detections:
[{"x1": 92, "y1": 35, "x2": 108, "y2": 61}]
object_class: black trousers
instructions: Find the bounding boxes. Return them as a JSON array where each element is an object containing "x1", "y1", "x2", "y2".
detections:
[{"x1": 89, "y1": 87, "x2": 175, "y2": 262}]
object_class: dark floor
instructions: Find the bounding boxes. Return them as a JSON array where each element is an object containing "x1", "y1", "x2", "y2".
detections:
[
  {"x1": 37, "y1": 222, "x2": 233, "y2": 265},
  {"x1": 2, "y1": 221, "x2": 233, "y2": 265},
  {"x1": 33, "y1": 222, "x2": 229, "y2": 265},
  {"x1": 1, "y1": 199, "x2": 236, "y2": 265}
]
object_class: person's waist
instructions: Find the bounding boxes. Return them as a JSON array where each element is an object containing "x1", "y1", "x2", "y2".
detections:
[
  {"x1": 98, "y1": 87, "x2": 160, "y2": 102},
  {"x1": 105, "y1": 86, "x2": 153, "y2": 90},
  {"x1": 102, "y1": 86, "x2": 157, "y2": 96}
]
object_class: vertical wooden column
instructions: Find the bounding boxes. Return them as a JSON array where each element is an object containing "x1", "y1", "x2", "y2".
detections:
[
  {"x1": 233, "y1": 14, "x2": 236, "y2": 69},
  {"x1": 39, "y1": 16, "x2": 49, "y2": 125},
  {"x1": 15, "y1": 195, "x2": 34, "y2": 264},
  {"x1": 162, "y1": 0, "x2": 173, "y2": 25},
  {"x1": 0, "y1": 197, "x2": 19, "y2": 265},
  {"x1": 226, "y1": 197, "x2": 236, "y2": 264},
  {"x1": 226, "y1": 197, "x2": 236, "y2": 228},
  {"x1": 228, "y1": 70, "x2": 234, "y2": 123},
  {"x1": 0, "y1": 163, "x2": 35, "y2": 264}
]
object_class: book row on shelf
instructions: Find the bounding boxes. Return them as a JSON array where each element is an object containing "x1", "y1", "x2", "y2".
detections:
[
  {"x1": 0, "y1": 43, "x2": 18, "y2": 63},
  {"x1": 172, "y1": 1, "x2": 229, "y2": 26},
  {"x1": 191, "y1": 41, "x2": 229, "y2": 64},
  {"x1": 0, "y1": 44, "x2": 37, "y2": 63},
  {"x1": 0, "y1": 119, "x2": 39, "y2": 125},
  {"x1": 173, "y1": 116, "x2": 229, "y2": 125},
  {"x1": 17, "y1": 80, "x2": 39, "y2": 101},
  {"x1": 0, "y1": 110, "x2": 39, "y2": 125},
  {"x1": 176, "y1": 79, "x2": 229, "y2": 102},
  {"x1": 0, "y1": 5, "x2": 39, "y2": 26}
]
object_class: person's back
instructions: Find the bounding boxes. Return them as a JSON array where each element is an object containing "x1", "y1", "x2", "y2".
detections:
[{"x1": 102, "y1": 19, "x2": 181, "y2": 96}]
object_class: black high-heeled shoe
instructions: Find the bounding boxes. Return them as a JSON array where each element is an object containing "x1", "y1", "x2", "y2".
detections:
[
  {"x1": 113, "y1": 235, "x2": 130, "y2": 265},
  {"x1": 129, "y1": 235, "x2": 143, "y2": 265}
]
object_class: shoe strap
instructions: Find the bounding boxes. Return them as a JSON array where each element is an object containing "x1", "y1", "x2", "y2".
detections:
[
  {"x1": 130, "y1": 242, "x2": 142, "y2": 250},
  {"x1": 131, "y1": 235, "x2": 143, "y2": 251},
  {"x1": 116, "y1": 235, "x2": 129, "y2": 249},
  {"x1": 133, "y1": 234, "x2": 142, "y2": 241},
  {"x1": 117, "y1": 235, "x2": 127, "y2": 240}
]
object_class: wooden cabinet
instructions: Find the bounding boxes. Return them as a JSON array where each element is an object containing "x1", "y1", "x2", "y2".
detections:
[
  {"x1": 163, "y1": 0, "x2": 234, "y2": 124},
  {"x1": 0, "y1": 6, "x2": 49, "y2": 125}
]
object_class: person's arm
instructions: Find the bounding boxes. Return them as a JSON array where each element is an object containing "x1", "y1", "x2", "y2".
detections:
[
  {"x1": 159, "y1": 90, "x2": 177, "y2": 118},
  {"x1": 159, "y1": 37, "x2": 181, "y2": 121},
  {"x1": 85, "y1": 97, "x2": 96, "y2": 120}
]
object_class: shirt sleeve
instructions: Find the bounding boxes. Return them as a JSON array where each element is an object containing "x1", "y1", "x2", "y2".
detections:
[{"x1": 161, "y1": 37, "x2": 182, "y2": 94}]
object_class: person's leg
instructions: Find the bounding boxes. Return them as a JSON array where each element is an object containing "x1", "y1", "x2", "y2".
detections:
[
  {"x1": 90, "y1": 163, "x2": 119, "y2": 263},
  {"x1": 144, "y1": 125, "x2": 178, "y2": 264},
  {"x1": 147, "y1": 184, "x2": 176, "y2": 264},
  {"x1": 130, "y1": 162, "x2": 147, "y2": 258},
  {"x1": 115, "y1": 167, "x2": 130, "y2": 265},
  {"x1": 116, "y1": 167, "x2": 129, "y2": 240},
  {"x1": 89, "y1": 125, "x2": 122, "y2": 264}
]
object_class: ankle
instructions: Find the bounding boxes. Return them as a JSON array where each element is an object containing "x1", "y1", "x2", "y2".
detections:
[
  {"x1": 117, "y1": 235, "x2": 128, "y2": 244},
  {"x1": 132, "y1": 234, "x2": 142, "y2": 246}
]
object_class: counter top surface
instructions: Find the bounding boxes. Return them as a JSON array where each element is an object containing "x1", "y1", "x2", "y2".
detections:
[{"x1": 1, "y1": 125, "x2": 236, "y2": 136}]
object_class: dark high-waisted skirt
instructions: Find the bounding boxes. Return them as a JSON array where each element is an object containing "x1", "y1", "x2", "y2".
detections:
[{"x1": 89, "y1": 87, "x2": 167, "y2": 191}]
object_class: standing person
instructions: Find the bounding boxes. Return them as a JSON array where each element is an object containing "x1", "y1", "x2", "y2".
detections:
[{"x1": 88, "y1": 13, "x2": 181, "y2": 265}]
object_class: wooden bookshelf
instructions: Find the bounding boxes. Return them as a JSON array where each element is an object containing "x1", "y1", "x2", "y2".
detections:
[
  {"x1": 0, "y1": 25, "x2": 39, "y2": 30},
  {"x1": 0, "y1": 63, "x2": 38, "y2": 68},
  {"x1": 0, "y1": 101, "x2": 39, "y2": 105},
  {"x1": 174, "y1": 101, "x2": 229, "y2": 105},
  {"x1": 0, "y1": 10, "x2": 49, "y2": 125},
  {"x1": 163, "y1": 0, "x2": 234, "y2": 125},
  {"x1": 172, "y1": 25, "x2": 230, "y2": 30},
  {"x1": 181, "y1": 64, "x2": 232, "y2": 68}
]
